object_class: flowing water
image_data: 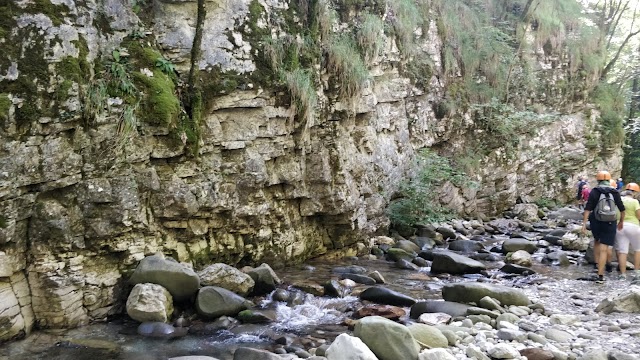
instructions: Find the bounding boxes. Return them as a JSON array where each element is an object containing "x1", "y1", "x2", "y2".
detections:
[{"x1": 0, "y1": 245, "x2": 625, "y2": 360}]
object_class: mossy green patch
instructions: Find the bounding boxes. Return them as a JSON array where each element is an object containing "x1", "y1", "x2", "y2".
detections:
[
  {"x1": 133, "y1": 69, "x2": 180, "y2": 126},
  {"x1": 24, "y1": 0, "x2": 71, "y2": 27},
  {"x1": 0, "y1": 93, "x2": 11, "y2": 117}
]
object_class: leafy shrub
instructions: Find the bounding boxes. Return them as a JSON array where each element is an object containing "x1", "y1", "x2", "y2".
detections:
[
  {"x1": 386, "y1": 150, "x2": 466, "y2": 229},
  {"x1": 592, "y1": 84, "x2": 626, "y2": 149}
]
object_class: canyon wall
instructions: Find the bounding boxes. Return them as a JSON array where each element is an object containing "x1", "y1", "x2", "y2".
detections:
[{"x1": 0, "y1": 0, "x2": 621, "y2": 340}]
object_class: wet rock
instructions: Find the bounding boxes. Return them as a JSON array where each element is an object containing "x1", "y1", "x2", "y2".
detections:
[
  {"x1": 394, "y1": 239, "x2": 421, "y2": 254},
  {"x1": 332, "y1": 265, "x2": 368, "y2": 275},
  {"x1": 126, "y1": 283, "x2": 173, "y2": 323},
  {"x1": 170, "y1": 357, "x2": 221, "y2": 360},
  {"x1": 237, "y1": 309, "x2": 276, "y2": 324},
  {"x1": 442, "y1": 282, "x2": 530, "y2": 306},
  {"x1": 396, "y1": 259, "x2": 420, "y2": 270},
  {"x1": 418, "y1": 250, "x2": 435, "y2": 261},
  {"x1": 354, "y1": 316, "x2": 420, "y2": 360},
  {"x1": 188, "y1": 316, "x2": 238, "y2": 335},
  {"x1": 368, "y1": 271, "x2": 386, "y2": 284},
  {"x1": 408, "y1": 323, "x2": 448, "y2": 348},
  {"x1": 466, "y1": 345, "x2": 491, "y2": 360},
  {"x1": 561, "y1": 233, "x2": 590, "y2": 251},
  {"x1": 436, "y1": 227, "x2": 457, "y2": 240},
  {"x1": 410, "y1": 301, "x2": 470, "y2": 318},
  {"x1": 341, "y1": 273, "x2": 377, "y2": 285},
  {"x1": 542, "y1": 234, "x2": 563, "y2": 246},
  {"x1": 497, "y1": 328, "x2": 526, "y2": 341},
  {"x1": 418, "y1": 348, "x2": 457, "y2": 360},
  {"x1": 360, "y1": 287, "x2": 416, "y2": 306},
  {"x1": 412, "y1": 237, "x2": 436, "y2": 250},
  {"x1": 386, "y1": 248, "x2": 415, "y2": 262},
  {"x1": 292, "y1": 281, "x2": 325, "y2": 296},
  {"x1": 233, "y1": 347, "x2": 283, "y2": 360},
  {"x1": 466, "y1": 306, "x2": 499, "y2": 318},
  {"x1": 198, "y1": 263, "x2": 255, "y2": 296},
  {"x1": 596, "y1": 287, "x2": 640, "y2": 314},
  {"x1": 137, "y1": 322, "x2": 187, "y2": 338},
  {"x1": 354, "y1": 305, "x2": 406, "y2": 320},
  {"x1": 272, "y1": 289, "x2": 291, "y2": 302},
  {"x1": 325, "y1": 333, "x2": 378, "y2": 360},
  {"x1": 496, "y1": 313, "x2": 520, "y2": 324},
  {"x1": 412, "y1": 257, "x2": 429, "y2": 267},
  {"x1": 502, "y1": 238, "x2": 538, "y2": 254},
  {"x1": 470, "y1": 253, "x2": 502, "y2": 262},
  {"x1": 544, "y1": 251, "x2": 571, "y2": 266},
  {"x1": 519, "y1": 348, "x2": 554, "y2": 360},
  {"x1": 324, "y1": 280, "x2": 345, "y2": 297},
  {"x1": 195, "y1": 286, "x2": 249, "y2": 319},
  {"x1": 430, "y1": 251, "x2": 486, "y2": 274},
  {"x1": 506, "y1": 250, "x2": 532, "y2": 266},
  {"x1": 447, "y1": 240, "x2": 484, "y2": 253},
  {"x1": 500, "y1": 264, "x2": 536, "y2": 275},
  {"x1": 418, "y1": 312, "x2": 452, "y2": 325},
  {"x1": 129, "y1": 255, "x2": 200, "y2": 302},
  {"x1": 246, "y1": 264, "x2": 282, "y2": 296}
]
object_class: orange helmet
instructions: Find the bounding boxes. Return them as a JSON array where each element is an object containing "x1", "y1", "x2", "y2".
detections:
[
  {"x1": 626, "y1": 183, "x2": 640, "y2": 192},
  {"x1": 596, "y1": 171, "x2": 611, "y2": 181},
  {"x1": 610, "y1": 179, "x2": 617, "y2": 187}
]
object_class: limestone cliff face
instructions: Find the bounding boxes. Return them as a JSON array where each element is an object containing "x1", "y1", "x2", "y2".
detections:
[{"x1": 0, "y1": 0, "x2": 621, "y2": 340}]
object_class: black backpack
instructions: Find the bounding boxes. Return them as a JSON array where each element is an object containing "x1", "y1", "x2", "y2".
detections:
[{"x1": 594, "y1": 188, "x2": 617, "y2": 222}]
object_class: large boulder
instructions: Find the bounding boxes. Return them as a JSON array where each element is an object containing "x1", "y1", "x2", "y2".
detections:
[
  {"x1": 126, "y1": 283, "x2": 173, "y2": 323},
  {"x1": 512, "y1": 204, "x2": 540, "y2": 223},
  {"x1": 354, "y1": 316, "x2": 420, "y2": 360},
  {"x1": 410, "y1": 301, "x2": 470, "y2": 318},
  {"x1": 430, "y1": 251, "x2": 486, "y2": 274},
  {"x1": 442, "y1": 283, "x2": 530, "y2": 306},
  {"x1": 502, "y1": 239, "x2": 538, "y2": 254},
  {"x1": 394, "y1": 240, "x2": 421, "y2": 254},
  {"x1": 195, "y1": 286, "x2": 249, "y2": 319},
  {"x1": 325, "y1": 333, "x2": 379, "y2": 360},
  {"x1": 596, "y1": 286, "x2": 640, "y2": 314},
  {"x1": 407, "y1": 323, "x2": 448, "y2": 349},
  {"x1": 360, "y1": 287, "x2": 416, "y2": 306},
  {"x1": 245, "y1": 263, "x2": 282, "y2": 295},
  {"x1": 198, "y1": 263, "x2": 255, "y2": 296},
  {"x1": 129, "y1": 255, "x2": 200, "y2": 301}
]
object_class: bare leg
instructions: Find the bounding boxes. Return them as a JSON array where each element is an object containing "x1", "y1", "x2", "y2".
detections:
[
  {"x1": 594, "y1": 241, "x2": 600, "y2": 265},
  {"x1": 618, "y1": 252, "x2": 628, "y2": 275},
  {"x1": 634, "y1": 251, "x2": 640, "y2": 270},
  {"x1": 597, "y1": 245, "x2": 609, "y2": 276}
]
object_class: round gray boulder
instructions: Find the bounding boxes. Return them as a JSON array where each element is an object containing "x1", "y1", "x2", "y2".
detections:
[
  {"x1": 196, "y1": 286, "x2": 250, "y2": 319},
  {"x1": 129, "y1": 255, "x2": 199, "y2": 302},
  {"x1": 126, "y1": 283, "x2": 173, "y2": 323},
  {"x1": 442, "y1": 282, "x2": 530, "y2": 306},
  {"x1": 198, "y1": 263, "x2": 255, "y2": 296}
]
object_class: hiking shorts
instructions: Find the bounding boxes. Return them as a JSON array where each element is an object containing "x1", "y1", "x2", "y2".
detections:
[
  {"x1": 590, "y1": 220, "x2": 617, "y2": 246},
  {"x1": 615, "y1": 222, "x2": 640, "y2": 254}
]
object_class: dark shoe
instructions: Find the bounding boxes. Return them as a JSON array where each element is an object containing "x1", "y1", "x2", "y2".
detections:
[
  {"x1": 605, "y1": 263, "x2": 613, "y2": 273},
  {"x1": 596, "y1": 275, "x2": 605, "y2": 284}
]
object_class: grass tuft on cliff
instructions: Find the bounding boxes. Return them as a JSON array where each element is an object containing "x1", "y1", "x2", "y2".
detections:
[{"x1": 327, "y1": 35, "x2": 369, "y2": 101}]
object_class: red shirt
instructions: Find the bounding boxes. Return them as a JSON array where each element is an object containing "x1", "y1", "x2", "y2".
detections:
[{"x1": 581, "y1": 188, "x2": 591, "y2": 201}]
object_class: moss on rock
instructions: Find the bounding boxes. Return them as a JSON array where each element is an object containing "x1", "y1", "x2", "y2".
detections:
[{"x1": 133, "y1": 69, "x2": 180, "y2": 126}]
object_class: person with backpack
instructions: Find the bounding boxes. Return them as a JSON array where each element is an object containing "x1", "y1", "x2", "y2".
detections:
[
  {"x1": 617, "y1": 178, "x2": 625, "y2": 191},
  {"x1": 615, "y1": 183, "x2": 640, "y2": 281},
  {"x1": 576, "y1": 176, "x2": 587, "y2": 208},
  {"x1": 581, "y1": 185, "x2": 591, "y2": 209},
  {"x1": 581, "y1": 171, "x2": 626, "y2": 283}
]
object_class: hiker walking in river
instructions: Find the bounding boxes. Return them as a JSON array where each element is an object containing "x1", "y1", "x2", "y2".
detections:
[
  {"x1": 576, "y1": 176, "x2": 588, "y2": 209},
  {"x1": 615, "y1": 183, "x2": 640, "y2": 282},
  {"x1": 582, "y1": 171, "x2": 625, "y2": 283}
]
